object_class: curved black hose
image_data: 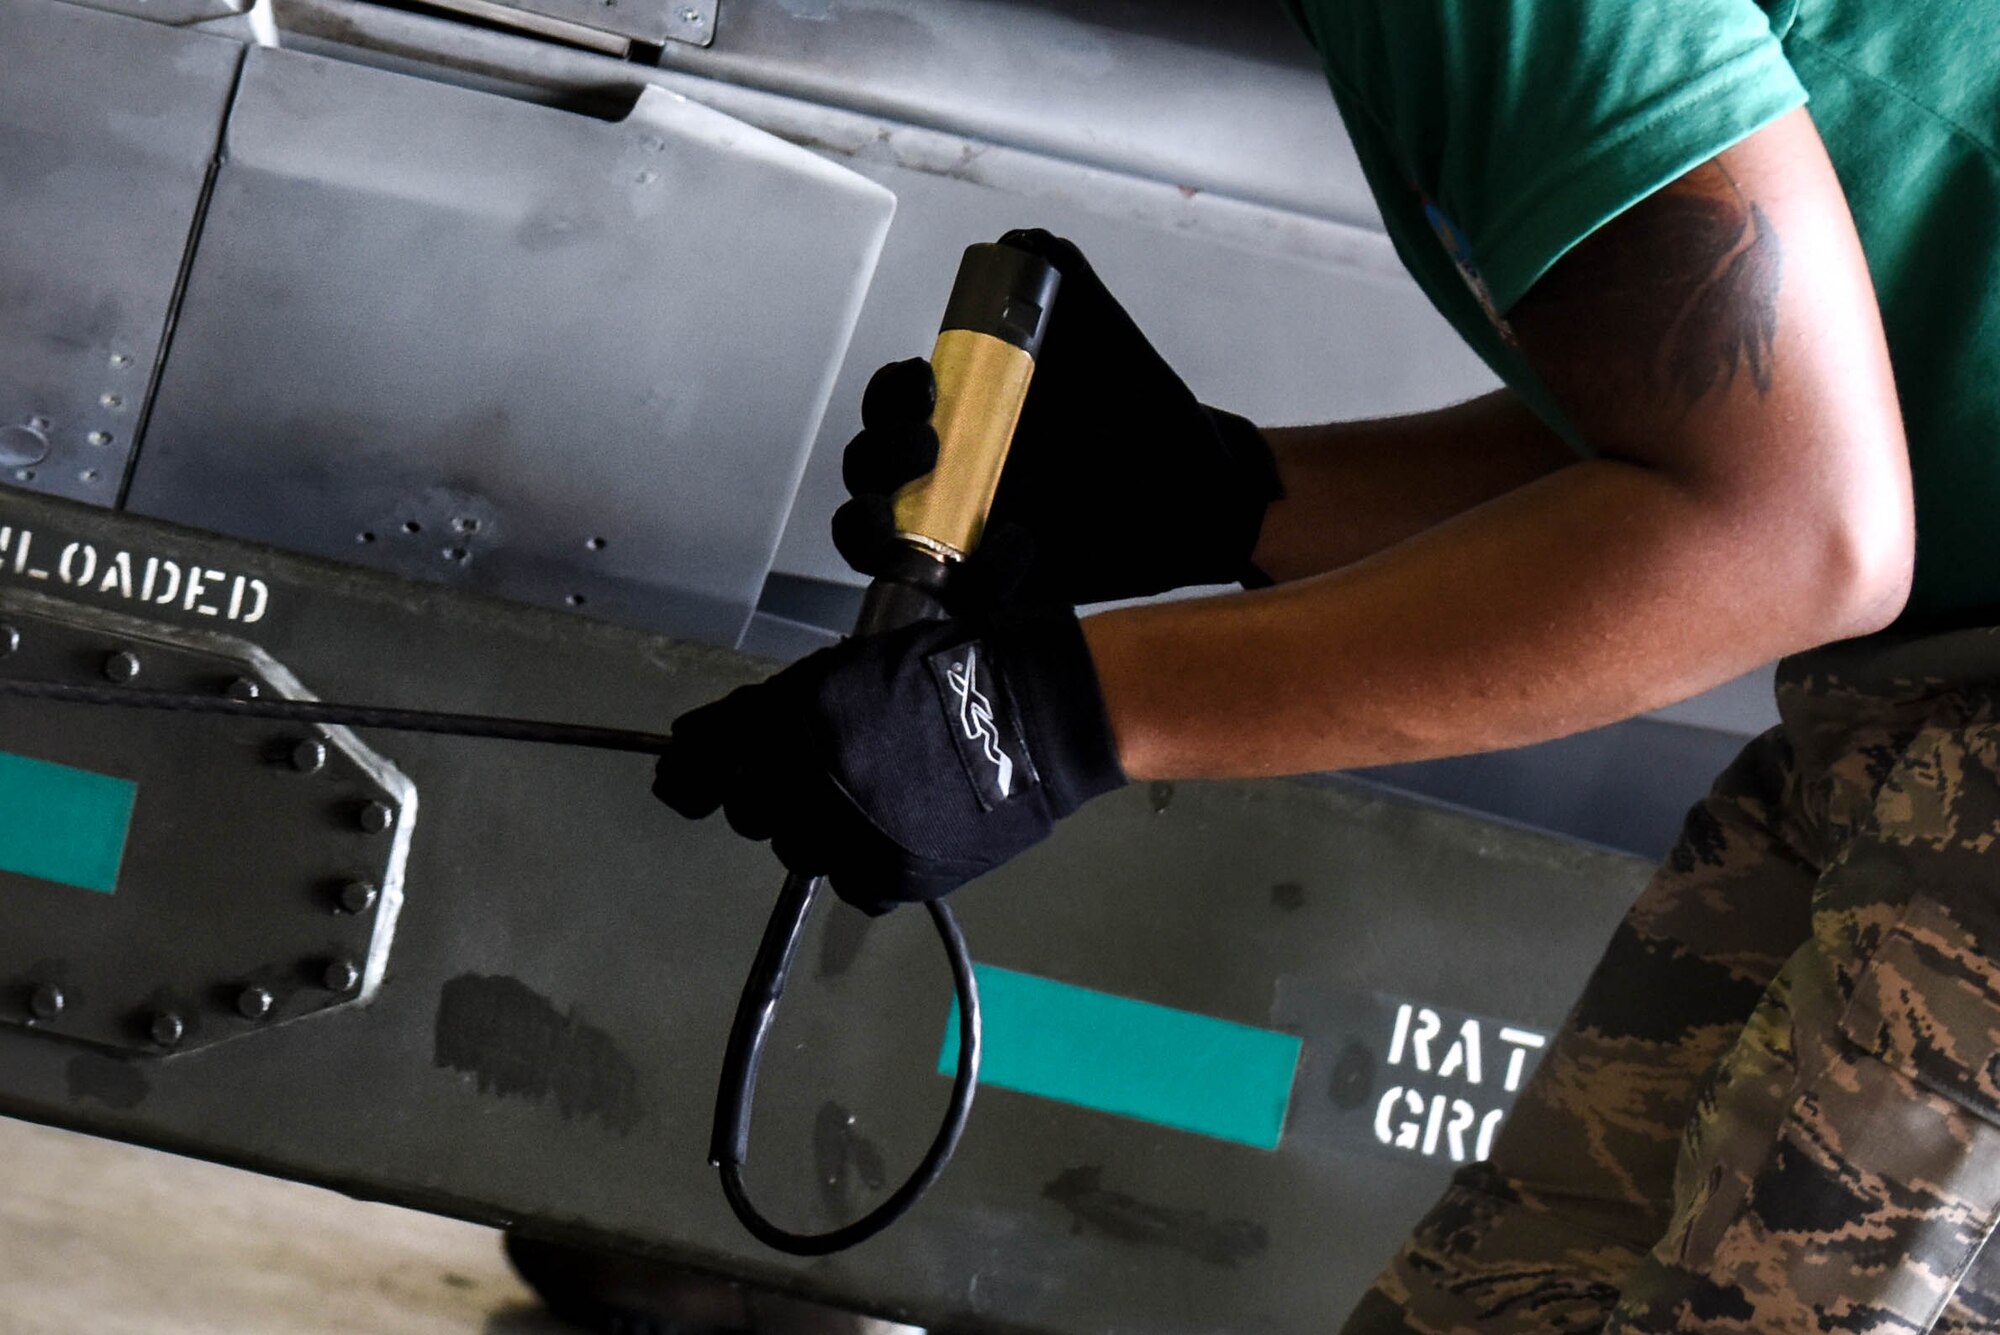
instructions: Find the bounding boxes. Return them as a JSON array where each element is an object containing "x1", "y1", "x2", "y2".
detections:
[{"x1": 711, "y1": 874, "x2": 981, "y2": 1256}]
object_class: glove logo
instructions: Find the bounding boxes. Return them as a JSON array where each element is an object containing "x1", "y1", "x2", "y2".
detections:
[
  {"x1": 947, "y1": 648, "x2": 1013, "y2": 799},
  {"x1": 926, "y1": 641, "x2": 1039, "y2": 812}
]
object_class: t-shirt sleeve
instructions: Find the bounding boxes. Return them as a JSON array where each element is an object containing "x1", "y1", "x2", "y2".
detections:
[{"x1": 1298, "y1": 1, "x2": 1808, "y2": 315}]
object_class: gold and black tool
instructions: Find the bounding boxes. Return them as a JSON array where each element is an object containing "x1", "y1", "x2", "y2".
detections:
[{"x1": 710, "y1": 240, "x2": 1060, "y2": 1255}]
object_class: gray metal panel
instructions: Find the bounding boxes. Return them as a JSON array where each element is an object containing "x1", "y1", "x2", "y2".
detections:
[
  {"x1": 51, "y1": 0, "x2": 250, "y2": 25},
  {"x1": 261, "y1": 0, "x2": 1500, "y2": 598},
  {"x1": 0, "y1": 489, "x2": 1649, "y2": 1334},
  {"x1": 260, "y1": 1, "x2": 1769, "y2": 667},
  {"x1": 0, "y1": 0, "x2": 242, "y2": 509},
  {"x1": 664, "y1": 0, "x2": 1377, "y2": 229},
  {"x1": 128, "y1": 46, "x2": 892, "y2": 648}
]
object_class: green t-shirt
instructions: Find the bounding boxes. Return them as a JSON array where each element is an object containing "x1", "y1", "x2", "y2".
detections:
[{"x1": 1283, "y1": 0, "x2": 2000, "y2": 627}]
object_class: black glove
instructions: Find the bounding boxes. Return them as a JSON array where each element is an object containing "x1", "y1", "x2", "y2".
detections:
[
  {"x1": 832, "y1": 229, "x2": 1283, "y2": 611},
  {"x1": 653, "y1": 608, "x2": 1126, "y2": 912}
]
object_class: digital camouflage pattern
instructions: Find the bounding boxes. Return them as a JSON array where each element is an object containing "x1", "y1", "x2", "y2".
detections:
[{"x1": 1344, "y1": 627, "x2": 2000, "y2": 1334}]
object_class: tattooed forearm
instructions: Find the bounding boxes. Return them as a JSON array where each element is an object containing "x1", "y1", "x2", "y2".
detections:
[{"x1": 1514, "y1": 163, "x2": 1785, "y2": 421}]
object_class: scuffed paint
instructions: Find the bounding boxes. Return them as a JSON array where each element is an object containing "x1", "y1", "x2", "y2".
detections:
[
  {"x1": 1042, "y1": 1166, "x2": 1269, "y2": 1268},
  {"x1": 433, "y1": 975, "x2": 642, "y2": 1136}
]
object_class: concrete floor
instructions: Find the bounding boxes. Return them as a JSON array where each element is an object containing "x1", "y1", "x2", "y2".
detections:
[{"x1": 0, "y1": 1115, "x2": 574, "y2": 1335}]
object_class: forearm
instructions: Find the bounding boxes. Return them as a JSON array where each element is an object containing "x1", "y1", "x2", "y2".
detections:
[
  {"x1": 1087, "y1": 455, "x2": 1899, "y2": 781},
  {"x1": 1106, "y1": 114, "x2": 1920, "y2": 784},
  {"x1": 1253, "y1": 389, "x2": 1578, "y2": 582}
]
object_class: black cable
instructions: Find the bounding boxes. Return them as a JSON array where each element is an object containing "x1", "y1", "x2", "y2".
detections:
[
  {"x1": 0, "y1": 678, "x2": 671, "y2": 754},
  {"x1": 706, "y1": 563, "x2": 985, "y2": 1254},
  {"x1": 711, "y1": 874, "x2": 981, "y2": 1256}
]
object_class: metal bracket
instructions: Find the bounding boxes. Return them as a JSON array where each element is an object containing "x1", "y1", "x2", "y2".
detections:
[
  {"x1": 404, "y1": 0, "x2": 715, "y2": 53},
  {"x1": 0, "y1": 589, "x2": 414, "y2": 1058},
  {"x1": 661, "y1": 0, "x2": 714, "y2": 47}
]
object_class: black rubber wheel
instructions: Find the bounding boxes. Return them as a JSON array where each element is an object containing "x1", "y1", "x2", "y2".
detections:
[{"x1": 504, "y1": 1234, "x2": 745, "y2": 1335}]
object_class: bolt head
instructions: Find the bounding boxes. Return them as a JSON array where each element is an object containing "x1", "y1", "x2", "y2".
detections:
[
  {"x1": 28, "y1": 983, "x2": 64, "y2": 1022},
  {"x1": 102, "y1": 650, "x2": 140, "y2": 683},
  {"x1": 150, "y1": 1011, "x2": 185, "y2": 1047},
  {"x1": 291, "y1": 738, "x2": 328, "y2": 774},
  {"x1": 323, "y1": 959, "x2": 361, "y2": 993},
  {"x1": 337, "y1": 881, "x2": 379, "y2": 915},
  {"x1": 225, "y1": 677, "x2": 261, "y2": 701},
  {"x1": 236, "y1": 986, "x2": 275, "y2": 1021},
  {"x1": 357, "y1": 800, "x2": 395, "y2": 834}
]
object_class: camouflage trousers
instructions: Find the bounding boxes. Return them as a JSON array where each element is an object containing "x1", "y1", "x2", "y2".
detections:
[{"x1": 1344, "y1": 627, "x2": 2000, "y2": 1335}]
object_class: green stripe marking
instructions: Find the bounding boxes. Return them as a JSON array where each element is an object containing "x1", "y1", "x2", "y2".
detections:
[
  {"x1": 0, "y1": 752, "x2": 137, "y2": 894},
  {"x1": 940, "y1": 964, "x2": 1301, "y2": 1150}
]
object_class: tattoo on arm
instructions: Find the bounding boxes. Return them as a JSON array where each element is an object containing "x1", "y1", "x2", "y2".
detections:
[
  {"x1": 1660, "y1": 184, "x2": 1782, "y2": 402},
  {"x1": 1514, "y1": 163, "x2": 1785, "y2": 421}
]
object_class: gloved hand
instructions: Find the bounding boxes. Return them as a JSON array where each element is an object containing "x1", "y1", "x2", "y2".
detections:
[
  {"x1": 653, "y1": 608, "x2": 1126, "y2": 912},
  {"x1": 832, "y1": 229, "x2": 1283, "y2": 611}
]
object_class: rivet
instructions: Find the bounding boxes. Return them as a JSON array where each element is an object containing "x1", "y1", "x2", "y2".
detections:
[
  {"x1": 323, "y1": 959, "x2": 360, "y2": 993},
  {"x1": 85, "y1": 431, "x2": 112, "y2": 448},
  {"x1": 337, "y1": 881, "x2": 379, "y2": 915},
  {"x1": 291, "y1": 738, "x2": 328, "y2": 774},
  {"x1": 225, "y1": 677, "x2": 261, "y2": 701},
  {"x1": 0, "y1": 625, "x2": 18, "y2": 655},
  {"x1": 28, "y1": 983, "x2": 64, "y2": 1023},
  {"x1": 99, "y1": 393, "x2": 122, "y2": 410},
  {"x1": 25, "y1": 416, "x2": 51, "y2": 431},
  {"x1": 102, "y1": 649, "x2": 140, "y2": 683},
  {"x1": 236, "y1": 986, "x2": 275, "y2": 1021},
  {"x1": 679, "y1": 5, "x2": 703, "y2": 24},
  {"x1": 150, "y1": 1011, "x2": 185, "y2": 1048},
  {"x1": 109, "y1": 353, "x2": 133, "y2": 369},
  {"x1": 357, "y1": 800, "x2": 395, "y2": 834}
]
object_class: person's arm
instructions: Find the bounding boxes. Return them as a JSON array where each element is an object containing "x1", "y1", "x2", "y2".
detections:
[
  {"x1": 1083, "y1": 108, "x2": 1913, "y2": 780},
  {"x1": 1254, "y1": 392, "x2": 1578, "y2": 583}
]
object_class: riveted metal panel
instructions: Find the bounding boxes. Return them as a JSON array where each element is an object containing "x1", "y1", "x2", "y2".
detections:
[
  {"x1": 127, "y1": 46, "x2": 892, "y2": 649},
  {"x1": 0, "y1": 589, "x2": 411, "y2": 1057},
  {"x1": 0, "y1": 0, "x2": 243, "y2": 509}
]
